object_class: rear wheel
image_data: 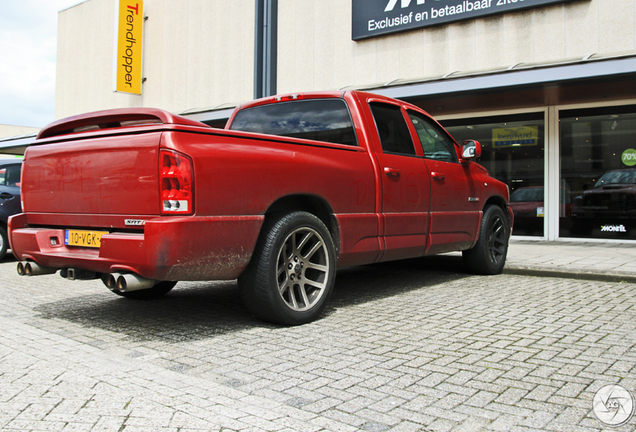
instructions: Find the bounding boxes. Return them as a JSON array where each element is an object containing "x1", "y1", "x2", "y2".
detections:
[
  {"x1": 239, "y1": 212, "x2": 336, "y2": 325},
  {"x1": 463, "y1": 205, "x2": 509, "y2": 275},
  {"x1": 113, "y1": 281, "x2": 177, "y2": 300}
]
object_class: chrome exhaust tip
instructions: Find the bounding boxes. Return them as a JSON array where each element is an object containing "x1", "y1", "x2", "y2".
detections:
[
  {"x1": 102, "y1": 273, "x2": 123, "y2": 291},
  {"x1": 116, "y1": 273, "x2": 156, "y2": 292},
  {"x1": 17, "y1": 261, "x2": 58, "y2": 276},
  {"x1": 101, "y1": 273, "x2": 156, "y2": 293}
]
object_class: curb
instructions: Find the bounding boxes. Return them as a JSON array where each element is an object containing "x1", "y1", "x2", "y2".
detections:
[{"x1": 503, "y1": 266, "x2": 636, "y2": 284}]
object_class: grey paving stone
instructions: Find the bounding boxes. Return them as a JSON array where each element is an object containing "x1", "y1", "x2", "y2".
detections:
[
  {"x1": 494, "y1": 388, "x2": 529, "y2": 405},
  {"x1": 1, "y1": 258, "x2": 635, "y2": 432}
]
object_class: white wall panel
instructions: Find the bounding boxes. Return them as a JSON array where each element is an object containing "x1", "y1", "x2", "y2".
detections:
[
  {"x1": 56, "y1": 0, "x2": 254, "y2": 120},
  {"x1": 277, "y1": 0, "x2": 636, "y2": 94},
  {"x1": 56, "y1": 0, "x2": 636, "y2": 116}
]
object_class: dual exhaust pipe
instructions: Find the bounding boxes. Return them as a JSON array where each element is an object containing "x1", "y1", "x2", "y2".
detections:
[
  {"x1": 17, "y1": 261, "x2": 156, "y2": 293},
  {"x1": 17, "y1": 261, "x2": 57, "y2": 276},
  {"x1": 102, "y1": 273, "x2": 157, "y2": 293}
]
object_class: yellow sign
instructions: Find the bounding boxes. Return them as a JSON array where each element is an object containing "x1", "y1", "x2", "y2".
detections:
[
  {"x1": 492, "y1": 126, "x2": 538, "y2": 148},
  {"x1": 114, "y1": 0, "x2": 144, "y2": 94}
]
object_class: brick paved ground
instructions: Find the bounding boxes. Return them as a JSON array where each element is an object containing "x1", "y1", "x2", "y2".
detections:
[{"x1": 0, "y1": 255, "x2": 635, "y2": 431}]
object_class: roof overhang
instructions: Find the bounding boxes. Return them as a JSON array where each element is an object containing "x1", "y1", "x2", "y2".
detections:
[
  {"x1": 362, "y1": 53, "x2": 636, "y2": 115},
  {"x1": 179, "y1": 53, "x2": 636, "y2": 125},
  {"x1": 0, "y1": 134, "x2": 37, "y2": 155}
]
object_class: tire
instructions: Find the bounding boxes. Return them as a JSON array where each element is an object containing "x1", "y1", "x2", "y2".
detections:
[
  {"x1": 238, "y1": 212, "x2": 336, "y2": 325},
  {"x1": 463, "y1": 205, "x2": 509, "y2": 275},
  {"x1": 113, "y1": 280, "x2": 177, "y2": 300},
  {"x1": 0, "y1": 225, "x2": 8, "y2": 261}
]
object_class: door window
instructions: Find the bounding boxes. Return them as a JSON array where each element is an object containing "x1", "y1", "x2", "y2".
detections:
[
  {"x1": 408, "y1": 111, "x2": 457, "y2": 163},
  {"x1": 0, "y1": 165, "x2": 21, "y2": 187},
  {"x1": 369, "y1": 102, "x2": 417, "y2": 156}
]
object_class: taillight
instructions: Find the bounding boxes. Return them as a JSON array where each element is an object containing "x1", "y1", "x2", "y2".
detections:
[{"x1": 160, "y1": 150, "x2": 193, "y2": 214}]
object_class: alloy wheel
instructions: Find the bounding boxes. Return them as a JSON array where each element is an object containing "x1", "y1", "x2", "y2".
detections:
[
  {"x1": 276, "y1": 226, "x2": 330, "y2": 312},
  {"x1": 487, "y1": 214, "x2": 506, "y2": 265}
]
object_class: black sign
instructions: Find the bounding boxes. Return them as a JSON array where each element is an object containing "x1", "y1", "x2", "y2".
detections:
[{"x1": 353, "y1": 0, "x2": 582, "y2": 40}]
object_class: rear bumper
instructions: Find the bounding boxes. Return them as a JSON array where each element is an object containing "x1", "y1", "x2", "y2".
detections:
[{"x1": 8, "y1": 213, "x2": 264, "y2": 281}]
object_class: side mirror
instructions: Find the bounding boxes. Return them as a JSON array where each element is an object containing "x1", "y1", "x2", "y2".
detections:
[{"x1": 462, "y1": 140, "x2": 481, "y2": 159}]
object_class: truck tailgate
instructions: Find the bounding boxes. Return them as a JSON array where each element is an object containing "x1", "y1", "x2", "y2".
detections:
[{"x1": 22, "y1": 133, "x2": 161, "y2": 218}]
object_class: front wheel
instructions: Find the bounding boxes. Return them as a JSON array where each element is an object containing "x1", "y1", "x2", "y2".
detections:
[
  {"x1": 238, "y1": 212, "x2": 336, "y2": 325},
  {"x1": 463, "y1": 205, "x2": 509, "y2": 275}
]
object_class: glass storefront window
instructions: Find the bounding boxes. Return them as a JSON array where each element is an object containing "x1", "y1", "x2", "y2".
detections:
[
  {"x1": 442, "y1": 113, "x2": 545, "y2": 236},
  {"x1": 560, "y1": 105, "x2": 636, "y2": 240}
]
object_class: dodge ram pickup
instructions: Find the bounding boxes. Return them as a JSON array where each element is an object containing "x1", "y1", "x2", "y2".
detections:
[{"x1": 9, "y1": 90, "x2": 512, "y2": 325}]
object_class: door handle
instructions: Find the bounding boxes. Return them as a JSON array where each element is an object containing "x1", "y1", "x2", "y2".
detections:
[
  {"x1": 431, "y1": 172, "x2": 445, "y2": 181},
  {"x1": 384, "y1": 167, "x2": 401, "y2": 177},
  {"x1": 0, "y1": 192, "x2": 13, "y2": 199}
]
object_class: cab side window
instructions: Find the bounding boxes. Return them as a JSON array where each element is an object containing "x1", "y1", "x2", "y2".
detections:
[
  {"x1": 408, "y1": 111, "x2": 458, "y2": 163},
  {"x1": 370, "y1": 102, "x2": 417, "y2": 156}
]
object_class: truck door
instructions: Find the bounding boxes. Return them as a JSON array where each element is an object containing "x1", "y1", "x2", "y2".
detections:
[
  {"x1": 406, "y1": 110, "x2": 481, "y2": 254},
  {"x1": 368, "y1": 102, "x2": 432, "y2": 262}
]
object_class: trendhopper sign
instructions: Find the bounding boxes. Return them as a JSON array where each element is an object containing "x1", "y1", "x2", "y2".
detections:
[
  {"x1": 113, "y1": 0, "x2": 144, "y2": 94},
  {"x1": 492, "y1": 126, "x2": 538, "y2": 147},
  {"x1": 353, "y1": 0, "x2": 580, "y2": 40}
]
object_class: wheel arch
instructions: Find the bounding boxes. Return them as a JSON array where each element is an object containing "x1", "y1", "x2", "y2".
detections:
[
  {"x1": 483, "y1": 195, "x2": 511, "y2": 229},
  {"x1": 264, "y1": 194, "x2": 340, "y2": 257}
]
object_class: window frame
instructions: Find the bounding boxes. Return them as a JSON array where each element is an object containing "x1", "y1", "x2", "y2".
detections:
[
  {"x1": 368, "y1": 101, "x2": 419, "y2": 157},
  {"x1": 229, "y1": 98, "x2": 359, "y2": 147},
  {"x1": 407, "y1": 110, "x2": 459, "y2": 163}
]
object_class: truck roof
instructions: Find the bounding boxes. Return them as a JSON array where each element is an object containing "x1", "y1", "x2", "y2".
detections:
[{"x1": 235, "y1": 90, "x2": 416, "y2": 111}]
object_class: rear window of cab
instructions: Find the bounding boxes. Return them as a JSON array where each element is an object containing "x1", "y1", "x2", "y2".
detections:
[{"x1": 229, "y1": 99, "x2": 358, "y2": 146}]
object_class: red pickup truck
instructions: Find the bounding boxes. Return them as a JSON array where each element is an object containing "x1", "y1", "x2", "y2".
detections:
[{"x1": 9, "y1": 91, "x2": 512, "y2": 325}]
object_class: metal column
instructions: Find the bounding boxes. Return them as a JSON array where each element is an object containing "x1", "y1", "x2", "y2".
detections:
[{"x1": 254, "y1": 0, "x2": 277, "y2": 99}]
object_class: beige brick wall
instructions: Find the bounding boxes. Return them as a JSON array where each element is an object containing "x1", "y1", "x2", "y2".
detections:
[
  {"x1": 55, "y1": 0, "x2": 636, "y2": 117},
  {"x1": 277, "y1": 0, "x2": 636, "y2": 94},
  {"x1": 55, "y1": 0, "x2": 255, "y2": 120},
  {"x1": 0, "y1": 125, "x2": 40, "y2": 139}
]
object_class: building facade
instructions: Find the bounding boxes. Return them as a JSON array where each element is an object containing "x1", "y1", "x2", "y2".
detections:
[
  {"x1": 0, "y1": 125, "x2": 40, "y2": 140},
  {"x1": 55, "y1": 0, "x2": 636, "y2": 242}
]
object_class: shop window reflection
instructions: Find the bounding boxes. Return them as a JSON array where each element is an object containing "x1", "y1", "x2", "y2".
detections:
[
  {"x1": 442, "y1": 113, "x2": 545, "y2": 236},
  {"x1": 560, "y1": 106, "x2": 636, "y2": 240}
]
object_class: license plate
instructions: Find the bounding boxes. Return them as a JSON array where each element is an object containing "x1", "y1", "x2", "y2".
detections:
[{"x1": 65, "y1": 230, "x2": 108, "y2": 248}]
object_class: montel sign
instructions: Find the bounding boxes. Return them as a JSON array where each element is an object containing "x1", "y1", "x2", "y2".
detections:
[{"x1": 353, "y1": 0, "x2": 584, "y2": 41}]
